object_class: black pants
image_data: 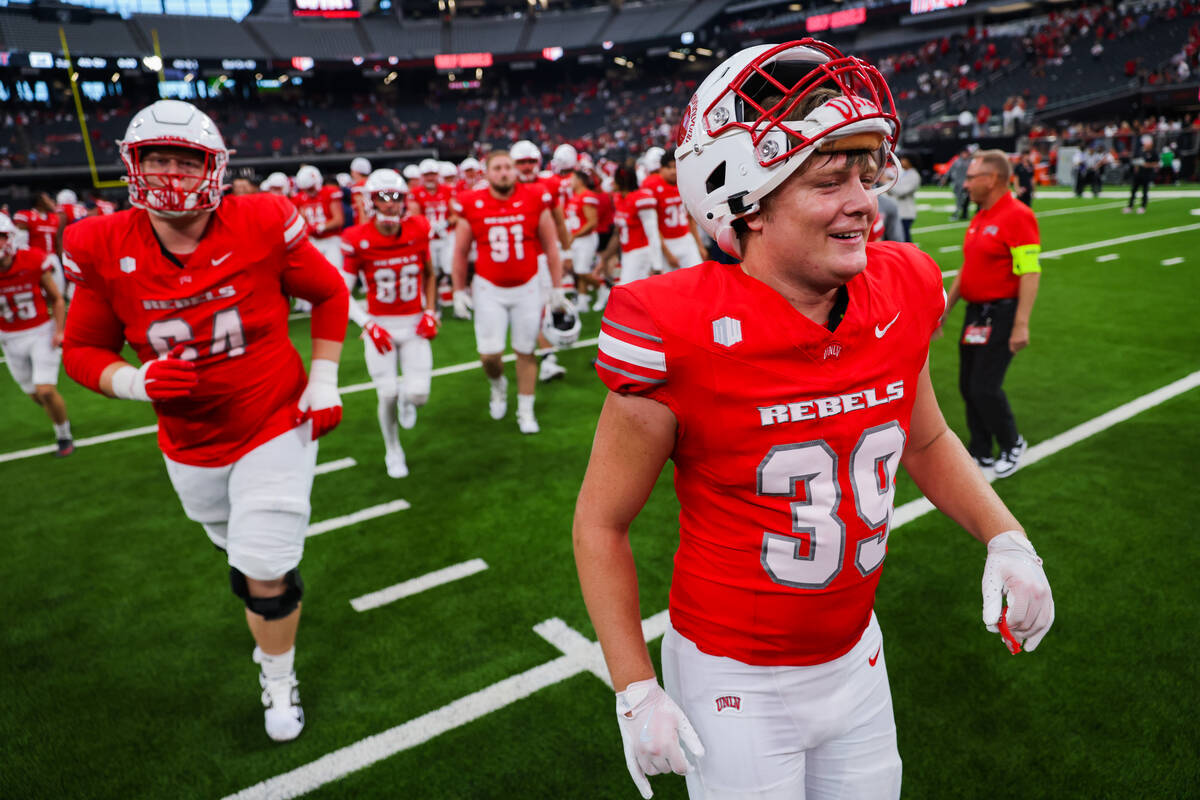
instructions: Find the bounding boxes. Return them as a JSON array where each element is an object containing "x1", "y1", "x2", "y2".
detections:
[
  {"x1": 959, "y1": 300, "x2": 1020, "y2": 458},
  {"x1": 1129, "y1": 168, "x2": 1152, "y2": 208}
]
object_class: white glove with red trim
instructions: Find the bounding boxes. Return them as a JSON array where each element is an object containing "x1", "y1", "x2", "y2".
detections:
[
  {"x1": 297, "y1": 358, "x2": 342, "y2": 439},
  {"x1": 982, "y1": 531, "x2": 1054, "y2": 652},
  {"x1": 615, "y1": 678, "x2": 705, "y2": 799}
]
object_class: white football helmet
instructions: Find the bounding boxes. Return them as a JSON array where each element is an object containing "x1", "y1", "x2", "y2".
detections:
[
  {"x1": 551, "y1": 143, "x2": 578, "y2": 173},
  {"x1": 642, "y1": 146, "x2": 665, "y2": 172},
  {"x1": 56, "y1": 189, "x2": 79, "y2": 208},
  {"x1": 0, "y1": 213, "x2": 17, "y2": 259},
  {"x1": 350, "y1": 156, "x2": 372, "y2": 176},
  {"x1": 675, "y1": 39, "x2": 898, "y2": 258},
  {"x1": 439, "y1": 161, "x2": 459, "y2": 181},
  {"x1": 402, "y1": 164, "x2": 421, "y2": 181},
  {"x1": 119, "y1": 99, "x2": 229, "y2": 217},
  {"x1": 295, "y1": 164, "x2": 322, "y2": 191},
  {"x1": 363, "y1": 168, "x2": 407, "y2": 224},
  {"x1": 542, "y1": 303, "x2": 581, "y2": 347},
  {"x1": 418, "y1": 158, "x2": 440, "y2": 176},
  {"x1": 510, "y1": 140, "x2": 541, "y2": 163},
  {"x1": 261, "y1": 171, "x2": 290, "y2": 194},
  {"x1": 460, "y1": 156, "x2": 482, "y2": 173}
]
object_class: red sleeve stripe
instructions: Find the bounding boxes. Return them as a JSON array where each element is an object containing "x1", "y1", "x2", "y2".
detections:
[
  {"x1": 283, "y1": 212, "x2": 307, "y2": 249},
  {"x1": 598, "y1": 330, "x2": 665, "y2": 373},
  {"x1": 595, "y1": 357, "x2": 666, "y2": 386}
]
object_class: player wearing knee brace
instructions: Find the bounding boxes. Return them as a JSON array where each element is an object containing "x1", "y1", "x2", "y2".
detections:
[
  {"x1": 61, "y1": 100, "x2": 349, "y2": 743},
  {"x1": 341, "y1": 169, "x2": 438, "y2": 478}
]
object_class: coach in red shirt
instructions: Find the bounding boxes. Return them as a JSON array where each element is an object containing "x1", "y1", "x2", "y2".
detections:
[{"x1": 943, "y1": 149, "x2": 1042, "y2": 477}]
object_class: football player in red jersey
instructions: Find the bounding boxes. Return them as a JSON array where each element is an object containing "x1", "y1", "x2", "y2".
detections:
[
  {"x1": 60, "y1": 100, "x2": 349, "y2": 744},
  {"x1": 0, "y1": 213, "x2": 74, "y2": 456},
  {"x1": 408, "y1": 158, "x2": 456, "y2": 283},
  {"x1": 598, "y1": 164, "x2": 663, "y2": 287},
  {"x1": 348, "y1": 156, "x2": 373, "y2": 225},
  {"x1": 451, "y1": 150, "x2": 570, "y2": 434},
  {"x1": 292, "y1": 165, "x2": 345, "y2": 270},
  {"x1": 14, "y1": 192, "x2": 61, "y2": 255},
  {"x1": 563, "y1": 170, "x2": 601, "y2": 310},
  {"x1": 574, "y1": 41, "x2": 1055, "y2": 800},
  {"x1": 341, "y1": 169, "x2": 438, "y2": 478},
  {"x1": 653, "y1": 151, "x2": 708, "y2": 270}
]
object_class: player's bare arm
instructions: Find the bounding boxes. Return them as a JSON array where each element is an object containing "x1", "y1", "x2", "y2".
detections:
[
  {"x1": 538, "y1": 208, "x2": 565, "y2": 288},
  {"x1": 574, "y1": 391, "x2": 677, "y2": 692},
  {"x1": 451, "y1": 217, "x2": 472, "y2": 294},
  {"x1": 40, "y1": 268, "x2": 66, "y2": 347}
]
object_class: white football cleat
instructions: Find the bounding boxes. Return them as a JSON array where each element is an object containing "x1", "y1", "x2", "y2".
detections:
[
  {"x1": 574, "y1": 293, "x2": 591, "y2": 313},
  {"x1": 253, "y1": 652, "x2": 304, "y2": 742},
  {"x1": 398, "y1": 398, "x2": 417, "y2": 430},
  {"x1": 538, "y1": 355, "x2": 566, "y2": 383},
  {"x1": 592, "y1": 284, "x2": 611, "y2": 311},
  {"x1": 385, "y1": 450, "x2": 409, "y2": 478},
  {"x1": 489, "y1": 377, "x2": 508, "y2": 420},
  {"x1": 517, "y1": 410, "x2": 540, "y2": 435}
]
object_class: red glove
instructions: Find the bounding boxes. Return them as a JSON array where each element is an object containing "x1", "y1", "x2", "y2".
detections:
[
  {"x1": 364, "y1": 321, "x2": 394, "y2": 354},
  {"x1": 416, "y1": 311, "x2": 439, "y2": 340},
  {"x1": 110, "y1": 345, "x2": 198, "y2": 401},
  {"x1": 297, "y1": 358, "x2": 343, "y2": 439}
]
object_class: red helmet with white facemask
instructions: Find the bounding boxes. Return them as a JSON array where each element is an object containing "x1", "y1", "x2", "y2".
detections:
[
  {"x1": 119, "y1": 100, "x2": 229, "y2": 218},
  {"x1": 675, "y1": 39, "x2": 899, "y2": 258}
]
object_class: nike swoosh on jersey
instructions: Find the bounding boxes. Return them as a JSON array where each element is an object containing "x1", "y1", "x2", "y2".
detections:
[
  {"x1": 211, "y1": 252, "x2": 233, "y2": 267},
  {"x1": 875, "y1": 312, "x2": 901, "y2": 338},
  {"x1": 869, "y1": 645, "x2": 882, "y2": 666}
]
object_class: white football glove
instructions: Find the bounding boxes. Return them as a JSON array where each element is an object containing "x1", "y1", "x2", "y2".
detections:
[
  {"x1": 615, "y1": 679, "x2": 705, "y2": 799},
  {"x1": 982, "y1": 531, "x2": 1054, "y2": 652},
  {"x1": 549, "y1": 287, "x2": 572, "y2": 314},
  {"x1": 452, "y1": 290, "x2": 473, "y2": 320},
  {"x1": 297, "y1": 358, "x2": 343, "y2": 439}
]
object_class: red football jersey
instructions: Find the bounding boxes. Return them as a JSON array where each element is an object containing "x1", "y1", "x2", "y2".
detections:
[
  {"x1": 61, "y1": 203, "x2": 88, "y2": 224},
  {"x1": 595, "y1": 190, "x2": 615, "y2": 234},
  {"x1": 454, "y1": 183, "x2": 553, "y2": 287},
  {"x1": 62, "y1": 194, "x2": 337, "y2": 467},
  {"x1": 409, "y1": 183, "x2": 454, "y2": 240},
  {"x1": 94, "y1": 199, "x2": 117, "y2": 215},
  {"x1": 649, "y1": 178, "x2": 690, "y2": 239},
  {"x1": 538, "y1": 172, "x2": 569, "y2": 207},
  {"x1": 613, "y1": 190, "x2": 657, "y2": 253},
  {"x1": 292, "y1": 186, "x2": 344, "y2": 239},
  {"x1": 341, "y1": 216, "x2": 432, "y2": 317},
  {"x1": 0, "y1": 247, "x2": 55, "y2": 333},
  {"x1": 595, "y1": 244, "x2": 945, "y2": 666},
  {"x1": 565, "y1": 189, "x2": 600, "y2": 236},
  {"x1": 960, "y1": 192, "x2": 1040, "y2": 303},
  {"x1": 14, "y1": 209, "x2": 59, "y2": 253}
]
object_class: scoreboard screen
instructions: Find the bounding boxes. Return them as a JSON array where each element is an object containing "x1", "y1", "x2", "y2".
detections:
[{"x1": 910, "y1": 0, "x2": 967, "y2": 14}]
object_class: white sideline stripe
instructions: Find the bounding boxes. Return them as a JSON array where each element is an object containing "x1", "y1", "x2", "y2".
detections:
[
  {"x1": 1041, "y1": 223, "x2": 1200, "y2": 258},
  {"x1": 288, "y1": 312, "x2": 311, "y2": 321},
  {"x1": 1096, "y1": 254, "x2": 1120, "y2": 262},
  {"x1": 350, "y1": 558, "x2": 488, "y2": 612},
  {"x1": 224, "y1": 373, "x2": 1199, "y2": 800},
  {"x1": 0, "y1": 423, "x2": 159, "y2": 464},
  {"x1": 314, "y1": 457, "x2": 356, "y2": 476},
  {"x1": 912, "y1": 200, "x2": 1128, "y2": 234},
  {"x1": 893, "y1": 369, "x2": 1200, "y2": 528},
  {"x1": 0, "y1": 337, "x2": 603, "y2": 462},
  {"x1": 1190, "y1": 208, "x2": 1200, "y2": 216},
  {"x1": 305, "y1": 499, "x2": 410, "y2": 538},
  {"x1": 937, "y1": 245, "x2": 961, "y2": 253},
  {"x1": 1162, "y1": 257, "x2": 1185, "y2": 266},
  {"x1": 941, "y1": 269, "x2": 958, "y2": 278},
  {"x1": 221, "y1": 609, "x2": 670, "y2": 800}
]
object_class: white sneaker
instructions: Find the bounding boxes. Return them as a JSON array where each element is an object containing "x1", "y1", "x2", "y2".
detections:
[
  {"x1": 1136, "y1": 207, "x2": 1145, "y2": 214},
  {"x1": 539, "y1": 356, "x2": 566, "y2": 383},
  {"x1": 253, "y1": 652, "x2": 304, "y2": 742},
  {"x1": 517, "y1": 410, "x2": 540, "y2": 434},
  {"x1": 592, "y1": 284, "x2": 611, "y2": 311},
  {"x1": 489, "y1": 377, "x2": 508, "y2": 420},
  {"x1": 574, "y1": 294, "x2": 591, "y2": 313},
  {"x1": 385, "y1": 451, "x2": 409, "y2": 479},
  {"x1": 993, "y1": 436, "x2": 1027, "y2": 478},
  {"x1": 1122, "y1": 207, "x2": 1133, "y2": 214},
  {"x1": 398, "y1": 398, "x2": 417, "y2": 430}
]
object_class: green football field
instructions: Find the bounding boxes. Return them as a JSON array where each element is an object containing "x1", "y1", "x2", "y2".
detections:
[{"x1": 2, "y1": 187, "x2": 1198, "y2": 799}]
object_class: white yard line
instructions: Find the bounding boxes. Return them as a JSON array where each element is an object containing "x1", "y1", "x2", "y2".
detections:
[
  {"x1": 937, "y1": 245, "x2": 961, "y2": 253},
  {"x1": 1096, "y1": 254, "x2": 1120, "y2": 262},
  {"x1": 350, "y1": 558, "x2": 489, "y2": 612},
  {"x1": 305, "y1": 499, "x2": 411, "y2": 538},
  {"x1": 224, "y1": 370, "x2": 1200, "y2": 800},
  {"x1": 916, "y1": 190, "x2": 1200, "y2": 200},
  {"x1": 1162, "y1": 257, "x2": 1185, "y2": 266},
  {"x1": 314, "y1": 457, "x2": 356, "y2": 476},
  {"x1": 0, "y1": 337, "x2": 602, "y2": 462},
  {"x1": 913, "y1": 200, "x2": 1128, "y2": 234},
  {"x1": 1040, "y1": 223, "x2": 1200, "y2": 258}
]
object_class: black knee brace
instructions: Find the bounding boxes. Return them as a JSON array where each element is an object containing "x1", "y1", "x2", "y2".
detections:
[{"x1": 230, "y1": 567, "x2": 304, "y2": 620}]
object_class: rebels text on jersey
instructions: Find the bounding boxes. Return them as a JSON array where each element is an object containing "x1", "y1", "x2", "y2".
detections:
[
  {"x1": 409, "y1": 184, "x2": 454, "y2": 239},
  {"x1": 595, "y1": 243, "x2": 946, "y2": 666},
  {"x1": 62, "y1": 194, "x2": 345, "y2": 467},
  {"x1": 454, "y1": 183, "x2": 553, "y2": 287},
  {"x1": 293, "y1": 186, "x2": 344, "y2": 239},
  {"x1": 613, "y1": 190, "x2": 657, "y2": 252},
  {"x1": 14, "y1": 209, "x2": 59, "y2": 253},
  {"x1": 0, "y1": 247, "x2": 55, "y2": 333},
  {"x1": 341, "y1": 215, "x2": 432, "y2": 316}
]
